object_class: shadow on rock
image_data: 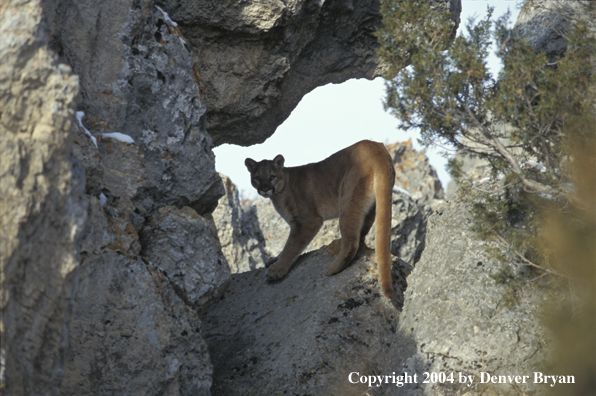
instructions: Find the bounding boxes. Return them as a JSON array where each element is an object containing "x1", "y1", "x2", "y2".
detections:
[{"x1": 202, "y1": 241, "x2": 416, "y2": 396}]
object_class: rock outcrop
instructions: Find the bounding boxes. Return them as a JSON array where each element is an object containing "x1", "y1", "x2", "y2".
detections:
[
  {"x1": 48, "y1": 1, "x2": 231, "y2": 393},
  {"x1": 398, "y1": 188, "x2": 555, "y2": 396},
  {"x1": 0, "y1": 2, "x2": 85, "y2": 394},
  {"x1": 386, "y1": 140, "x2": 444, "y2": 209},
  {"x1": 47, "y1": 0, "x2": 224, "y2": 215},
  {"x1": 141, "y1": 206, "x2": 231, "y2": 314},
  {"x1": 62, "y1": 246, "x2": 213, "y2": 396},
  {"x1": 513, "y1": 0, "x2": 596, "y2": 61},
  {"x1": 202, "y1": 243, "x2": 413, "y2": 396},
  {"x1": 161, "y1": 0, "x2": 462, "y2": 146},
  {"x1": 212, "y1": 175, "x2": 270, "y2": 273},
  {"x1": 12, "y1": 0, "x2": 586, "y2": 395}
]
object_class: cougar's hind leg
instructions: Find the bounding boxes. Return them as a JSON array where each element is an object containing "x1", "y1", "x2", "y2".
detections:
[
  {"x1": 326, "y1": 201, "x2": 367, "y2": 276},
  {"x1": 359, "y1": 203, "x2": 376, "y2": 248}
]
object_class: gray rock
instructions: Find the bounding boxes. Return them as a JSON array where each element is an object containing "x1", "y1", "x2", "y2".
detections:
[
  {"x1": 386, "y1": 140, "x2": 445, "y2": 209},
  {"x1": 64, "y1": 199, "x2": 214, "y2": 395},
  {"x1": 162, "y1": 0, "x2": 461, "y2": 146},
  {"x1": 141, "y1": 206, "x2": 232, "y2": 315},
  {"x1": 0, "y1": 1, "x2": 86, "y2": 394},
  {"x1": 202, "y1": 243, "x2": 413, "y2": 396},
  {"x1": 47, "y1": 0, "x2": 224, "y2": 215},
  {"x1": 398, "y1": 190, "x2": 555, "y2": 396},
  {"x1": 61, "y1": 250, "x2": 213, "y2": 396},
  {"x1": 212, "y1": 175, "x2": 270, "y2": 273},
  {"x1": 513, "y1": 1, "x2": 596, "y2": 61}
]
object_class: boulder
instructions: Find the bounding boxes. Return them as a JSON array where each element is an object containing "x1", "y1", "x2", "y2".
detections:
[
  {"x1": 61, "y1": 249, "x2": 213, "y2": 396},
  {"x1": 61, "y1": 197, "x2": 215, "y2": 395},
  {"x1": 398, "y1": 190, "x2": 555, "y2": 396},
  {"x1": 141, "y1": 206, "x2": 231, "y2": 314},
  {"x1": 202, "y1": 243, "x2": 413, "y2": 396},
  {"x1": 161, "y1": 0, "x2": 462, "y2": 146},
  {"x1": 212, "y1": 175, "x2": 270, "y2": 273},
  {"x1": 0, "y1": 1, "x2": 85, "y2": 394}
]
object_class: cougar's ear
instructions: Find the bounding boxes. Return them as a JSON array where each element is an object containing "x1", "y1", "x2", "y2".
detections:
[
  {"x1": 273, "y1": 154, "x2": 285, "y2": 169},
  {"x1": 245, "y1": 158, "x2": 257, "y2": 173}
]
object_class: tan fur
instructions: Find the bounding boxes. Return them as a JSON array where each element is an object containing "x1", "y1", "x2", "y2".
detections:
[{"x1": 245, "y1": 140, "x2": 396, "y2": 298}]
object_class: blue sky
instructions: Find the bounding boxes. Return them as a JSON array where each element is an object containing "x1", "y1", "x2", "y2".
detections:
[{"x1": 213, "y1": 1, "x2": 523, "y2": 199}]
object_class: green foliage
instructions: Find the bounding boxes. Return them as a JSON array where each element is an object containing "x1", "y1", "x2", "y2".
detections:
[
  {"x1": 377, "y1": 1, "x2": 595, "y2": 381},
  {"x1": 376, "y1": 0, "x2": 596, "y2": 202},
  {"x1": 377, "y1": 0, "x2": 595, "y2": 310},
  {"x1": 445, "y1": 157, "x2": 464, "y2": 181},
  {"x1": 489, "y1": 265, "x2": 521, "y2": 307}
]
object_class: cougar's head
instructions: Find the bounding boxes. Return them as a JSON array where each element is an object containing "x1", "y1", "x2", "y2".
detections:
[{"x1": 245, "y1": 154, "x2": 286, "y2": 198}]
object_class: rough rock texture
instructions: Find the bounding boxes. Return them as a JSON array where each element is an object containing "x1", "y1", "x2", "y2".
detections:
[
  {"x1": 212, "y1": 175, "x2": 270, "y2": 273},
  {"x1": 398, "y1": 189, "x2": 554, "y2": 396},
  {"x1": 202, "y1": 243, "x2": 413, "y2": 396},
  {"x1": 0, "y1": 1, "x2": 85, "y2": 394},
  {"x1": 47, "y1": 0, "x2": 224, "y2": 215},
  {"x1": 386, "y1": 140, "x2": 444, "y2": 209},
  {"x1": 513, "y1": 0, "x2": 596, "y2": 61},
  {"x1": 37, "y1": 0, "x2": 230, "y2": 394},
  {"x1": 62, "y1": 197, "x2": 215, "y2": 396},
  {"x1": 141, "y1": 206, "x2": 231, "y2": 314},
  {"x1": 62, "y1": 248, "x2": 213, "y2": 396},
  {"x1": 162, "y1": 0, "x2": 462, "y2": 146}
]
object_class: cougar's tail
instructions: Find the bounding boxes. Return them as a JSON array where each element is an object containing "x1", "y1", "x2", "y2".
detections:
[{"x1": 374, "y1": 148, "x2": 395, "y2": 299}]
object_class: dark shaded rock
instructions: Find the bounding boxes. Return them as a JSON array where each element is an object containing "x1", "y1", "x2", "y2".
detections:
[
  {"x1": 141, "y1": 206, "x2": 232, "y2": 314},
  {"x1": 202, "y1": 243, "x2": 413, "y2": 396},
  {"x1": 162, "y1": 0, "x2": 461, "y2": 146},
  {"x1": 61, "y1": 250, "x2": 212, "y2": 396},
  {"x1": 212, "y1": 175, "x2": 270, "y2": 273},
  {"x1": 513, "y1": 1, "x2": 595, "y2": 61}
]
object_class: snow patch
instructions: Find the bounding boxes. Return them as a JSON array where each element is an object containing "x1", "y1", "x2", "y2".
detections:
[
  {"x1": 101, "y1": 132, "x2": 136, "y2": 144},
  {"x1": 99, "y1": 193, "x2": 107, "y2": 207},
  {"x1": 155, "y1": 5, "x2": 177, "y2": 26},
  {"x1": 393, "y1": 186, "x2": 412, "y2": 197},
  {"x1": 75, "y1": 111, "x2": 97, "y2": 148},
  {"x1": 155, "y1": 5, "x2": 187, "y2": 47}
]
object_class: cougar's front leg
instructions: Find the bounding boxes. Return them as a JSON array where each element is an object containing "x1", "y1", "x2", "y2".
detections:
[{"x1": 266, "y1": 219, "x2": 323, "y2": 281}]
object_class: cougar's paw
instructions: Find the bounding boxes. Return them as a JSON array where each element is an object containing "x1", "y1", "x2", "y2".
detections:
[
  {"x1": 266, "y1": 263, "x2": 288, "y2": 281},
  {"x1": 325, "y1": 261, "x2": 342, "y2": 276},
  {"x1": 265, "y1": 256, "x2": 278, "y2": 268}
]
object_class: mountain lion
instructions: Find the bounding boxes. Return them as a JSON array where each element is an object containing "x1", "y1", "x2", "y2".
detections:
[{"x1": 245, "y1": 140, "x2": 396, "y2": 298}]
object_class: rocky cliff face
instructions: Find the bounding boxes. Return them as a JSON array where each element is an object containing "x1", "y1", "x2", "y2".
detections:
[
  {"x1": 5, "y1": 0, "x2": 457, "y2": 394},
  {"x1": 398, "y1": 189, "x2": 555, "y2": 396},
  {"x1": 0, "y1": 2, "x2": 85, "y2": 394},
  {"x1": 205, "y1": 188, "x2": 555, "y2": 396},
  {"x1": 8, "y1": 0, "x2": 581, "y2": 395},
  {"x1": 160, "y1": 0, "x2": 462, "y2": 146},
  {"x1": 202, "y1": 245, "x2": 413, "y2": 396}
]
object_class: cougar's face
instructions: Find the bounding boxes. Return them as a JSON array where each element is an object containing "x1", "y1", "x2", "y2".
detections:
[{"x1": 245, "y1": 155, "x2": 286, "y2": 198}]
